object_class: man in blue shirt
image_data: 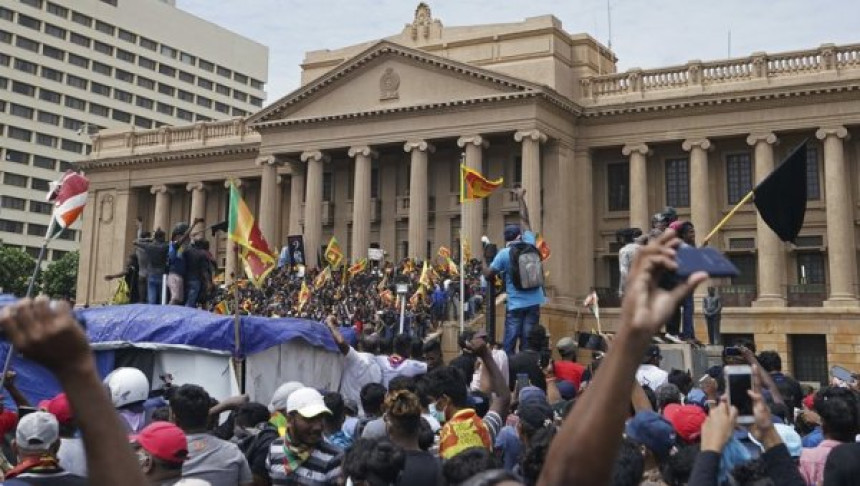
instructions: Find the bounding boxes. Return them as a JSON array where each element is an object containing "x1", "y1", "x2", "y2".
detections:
[{"x1": 484, "y1": 187, "x2": 545, "y2": 354}]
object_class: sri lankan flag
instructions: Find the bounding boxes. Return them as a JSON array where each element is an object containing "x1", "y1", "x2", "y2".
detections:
[
  {"x1": 314, "y1": 266, "x2": 331, "y2": 288},
  {"x1": 536, "y1": 233, "x2": 551, "y2": 261},
  {"x1": 460, "y1": 165, "x2": 503, "y2": 202},
  {"x1": 297, "y1": 280, "x2": 311, "y2": 311},
  {"x1": 419, "y1": 261, "x2": 431, "y2": 288},
  {"x1": 380, "y1": 289, "x2": 394, "y2": 306},
  {"x1": 438, "y1": 246, "x2": 451, "y2": 260},
  {"x1": 324, "y1": 236, "x2": 344, "y2": 268},
  {"x1": 409, "y1": 287, "x2": 425, "y2": 309},
  {"x1": 228, "y1": 182, "x2": 276, "y2": 287},
  {"x1": 445, "y1": 257, "x2": 459, "y2": 276},
  {"x1": 348, "y1": 258, "x2": 368, "y2": 278}
]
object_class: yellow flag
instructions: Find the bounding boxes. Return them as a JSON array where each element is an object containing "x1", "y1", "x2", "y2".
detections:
[{"x1": 324, "y1": 236, "x2": 344, "y2": 268}]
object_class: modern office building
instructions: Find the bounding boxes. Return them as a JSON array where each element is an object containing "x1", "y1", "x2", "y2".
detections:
[
  {"x1": 77, "y1": 4, "x2": 860, "y2": 381},
  {"x1": 0, "y1": 0, "x2": 267, "y2": 260}
]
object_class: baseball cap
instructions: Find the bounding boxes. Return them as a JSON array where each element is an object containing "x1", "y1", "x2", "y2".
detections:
[
  {"x1": 132, "y1": 422, "x2": 189, "y2": 464},
  {"x1": 518, "y1": 386, "x2": 547, "y2": 404},
  {"x1": 556, "y1": 337, "x2": 577, "y2": 357},
  {"x1": 556, "y1": 380, "x2": 577, "y2": 401},
  {"x1": 16, "y1": 411, "x2": 59, "y2": 453},
  {"x1": 38, "y1": 393, "x2": 73, "y2": 425},
  {"x1": 503, "y1": 224, "x2": 521, "y2": 242},
  {"x1": 269, "y1": 381, "x2": 304, "y2": 412},
  {"x1": 625, "y1": 411, "x2": 677, "y2": 460},
  {"x1": 286, "y1": 387, "x2": 331, "y2": 418},
  {"x1": 663, "y1": 403, "x2": 706, "y2": 443},
  {"x1": 748, "y1": 423, "x2": 802, "y2": 457},
  {"x1": 517, "y1": 399, "x2": 554, "y2": 430}
]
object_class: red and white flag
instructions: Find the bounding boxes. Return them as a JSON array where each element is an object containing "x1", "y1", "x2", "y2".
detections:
[{"x1": 47, "y1": 171, "x2": 89, "y2": 240}]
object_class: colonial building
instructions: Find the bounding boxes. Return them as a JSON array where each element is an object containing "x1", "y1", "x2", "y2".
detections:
[{"x1": 77, "y1": 4, "x2": 860, "y2": 382}]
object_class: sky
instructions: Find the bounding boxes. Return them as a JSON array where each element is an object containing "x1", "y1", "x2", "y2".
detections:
[{"x1": 178, "y1": 0, "x2": 860, "y2": 104}]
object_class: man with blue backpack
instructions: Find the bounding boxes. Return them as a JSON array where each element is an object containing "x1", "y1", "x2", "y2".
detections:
[{"x1": 483, "y1": 187, "x2": 545, "y2": 354}]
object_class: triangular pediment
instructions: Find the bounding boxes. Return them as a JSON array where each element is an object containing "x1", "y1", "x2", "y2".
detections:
[{"x1": 248, "y1": 41, "x2": 544, "y2": 125}]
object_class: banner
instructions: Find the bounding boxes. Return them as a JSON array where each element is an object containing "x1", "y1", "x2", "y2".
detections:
[{"x1": 287, "y1": 235, "x2": 306, "y2": 268}]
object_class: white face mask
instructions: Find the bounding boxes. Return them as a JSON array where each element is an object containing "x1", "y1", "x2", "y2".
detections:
[{"x1": 429, "y1": 401, "x2": 446, "y2": 424}]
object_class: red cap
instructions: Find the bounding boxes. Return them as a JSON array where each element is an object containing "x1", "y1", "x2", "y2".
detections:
[
  {"x1": 131, "y1": 422, "x2": 189, "y2": 464},
  {"x1": 663, "y1": 404, "x2": 706, "y2": 443},
  {"x1": 37, "y1": 393, "x2": 73, "y2": 425}
]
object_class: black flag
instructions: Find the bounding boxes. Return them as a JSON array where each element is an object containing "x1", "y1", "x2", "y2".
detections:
[{"x1": 753, "y1": 140, "x2": 808, "y2": 243}]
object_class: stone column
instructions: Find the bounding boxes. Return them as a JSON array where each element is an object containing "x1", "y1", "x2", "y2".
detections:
[
  {"x1": 348, "y1": 145, "x2": 377, "y2": 262},
  {"x1": 287, "y1": 161, "x2": 305, "y2": 237},
  {"x1": 747, "y1": 132, "x2": 786, "y2": 307},
  {"x1": 186, "y1": 182, "x2": 207, "y2": 240},
  {"x1": 817, "y1": 126, "x2": 859, "y2": 306},
  {"x1": 457, "y1": 135, "x2": 488, "y2": 255},
  {"x1": 150, "y1": 184, "x2": 171, "y2": 234},
  {"x1": 571, "y1": 147, "x2": 595, "y2": 298},
  {"x1": 257, "y1": 155, "x2": 281, "y2": 247},
  {"x1": 224, "y1": 179, "x2": 243, "y2": 284},
  {"x1": 514, "y1": 130, "x2": 547, "y2": 233},
  {"x1": 622, "y1": 143, "x2": 650, "y2": 231},
  {"x1": 683, "y1": 138, "x2": 713, "y2": 246},
  {"x1": 404, "y1": 140, "x2": 434, "y2": 259},
  {"x1": 301, "y1": 150, "x2": 326, "y2": 268}
]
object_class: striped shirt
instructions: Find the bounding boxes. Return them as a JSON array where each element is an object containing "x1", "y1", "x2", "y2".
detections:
[{"x1": 266, "y1": 438, "x2": 343, "y2": 486}]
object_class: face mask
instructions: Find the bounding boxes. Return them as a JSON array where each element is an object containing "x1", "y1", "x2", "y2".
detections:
[{"x1": 429, "y1": 402, "x2": 446, "y2": 424}]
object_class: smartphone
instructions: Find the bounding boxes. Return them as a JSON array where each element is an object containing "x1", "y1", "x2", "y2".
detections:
[
  {"x1": 724, "y1": 364, "x2": 754, "y2": 424},
  {"x1": 577, "y1": 332, "x2": 605, "y2": 351},
  {"x1": 831, "y1": 365, "x2": 856, "y2": 384},
  {"x1": 516, "y1": 373, "x2": 530, "y2": 390},
  {"x1": 723, "y1": 346, "x2": 742, "y2": 358},
  {"x1": 676, "y1": 246, "x2": 741, "y2": 278}
]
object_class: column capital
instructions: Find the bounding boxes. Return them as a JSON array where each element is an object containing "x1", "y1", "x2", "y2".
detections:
[
  {"x1": 255, "y1": 155, "x2": 281, "y2": 167},
  {"x1": 816, "y1": 126, "x2": 850, "y2": 141},
  {"x1": 746, "y1": 132, "x2": 778, "y2": 146},
  {"x1": 347, "y1": 145, "x2": 379, "y2": 158},
  {"x1": 300, "y1": 150, "x2": 329, "y2": 163},
  {"x1": 621, "y1": 143, "x2": 650, "y2": 157},
  {"x1": 514, "y1": 129, "x2": 547, "y2": 144},
  {"x1": 456, "y1": 135, "x2": 489, "y2": 148},
  {"x1": 403, "y1": 140, "x2": 435, "y2": 153},
  {"x1": 150, "y1": 184, "x2": 170, "y2": 195},
  {"x1": 682, "y1": 138, "x2": 713, "y2": 152},
  {"x1": 224, "y1": 178, "x2": 244, "y2": 189},
  {"x1": 185, "y1": 181, "x2": 207, "y2": 192}
]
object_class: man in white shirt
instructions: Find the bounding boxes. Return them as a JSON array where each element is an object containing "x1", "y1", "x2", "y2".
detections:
[
  {"x1": 325, "y1": 316, "x2": 382, "y2": 416},
  {"x1": 635, "y1": 345, "x2": 668, "y2": 390},
  {"x1": 375, "y1": 334, "x2": 427, "y2": 387}
]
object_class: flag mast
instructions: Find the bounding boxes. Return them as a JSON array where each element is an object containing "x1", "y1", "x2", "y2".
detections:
[{"x1": 459, "y1": 152, "x2": 466, "y2": 333}]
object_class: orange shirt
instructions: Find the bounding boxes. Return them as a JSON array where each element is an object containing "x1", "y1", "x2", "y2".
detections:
[{"x1": 438, "y1": 408, "x2": 491, "y2": 459}]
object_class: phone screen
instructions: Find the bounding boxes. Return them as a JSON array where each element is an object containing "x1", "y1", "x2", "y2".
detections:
[{"x1": 729, "y1": 373, "x2": 753, "y2": 416}]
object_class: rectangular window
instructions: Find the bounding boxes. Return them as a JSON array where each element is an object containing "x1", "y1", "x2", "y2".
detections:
[
  {"x1": 1, "y1": 196, "x2": 27, "y2": 211},
  {"x1": 66, "y1": 74, "x2": 87, "y2": 90},
  {"x1": 180, "y1": 52, "x2": 195, "y2": 65},
  {"x1": 91, "y1": 81, "x2": 110, "y2": 96},
  {"x1": 43, "y1": 44, "x2": 65, "y2": 60},
  {"x1": 156, "y1": 102, "x2": 173, "y2": 116},
  {"x1": 140, "y1": 37, "x2": 156, "y2": 50},
  {"x1": 158, "y1": 64, "x2": 175, "y2": 77},
  {"x1": 10, "y1": 103, "x2": 33, "y2": 119},
  {"x1": 30, "y1": 178, "x2": 49, "y2": 191},
  {"x1": 95, "y1": 20, "x2": 115, "y2": 36},
  {"x1": 250, "y1": 79, "x2": 264, "y2": 90},
  {"x1": 116, "y1": 49, "x2": 135, "y2": 63},
  {"x1": 58, "y1": 161, "x2": 73, "y2": 172},
  {"x1": 37, "y1": 111, "x2": 59, "y2": 125},
  {"x1": 68, "y1": 53, "x2": 89, "y2": 68},
  {"x1": 177, "y1": 89, "x2": 194, "y2": 102},
  {"x1": 323, "y1": 172, "x2": 333, "y2": 201},
  {"x1": 11, "y1": 81, "x2": 35, "y2": 97},
  {"x1": 17, "y1": 14, "x2": 41, "y2": 31},
  {"x1": 0, "y1": 219, "x2": 24, "y2": 234},
  {"x1": 14, "y1": 58, "x2": 37, "y2": 74},
  {"x1": 93, "y1": 40, "x2": 113, "y2": 56},
  {"x1": 136, "y1": 96, "x2": 153, "y2": 109},
  {"x1": 0, "y1": 30, "x2": 11, "y2": 44},
  {"x1": 232, "y1": 108, "x2": 247, "y2": 117},
  {"x1": 158, "y1": 83, "x2": 175, "y2": 96},
  {"x1": 790, "y1": 335, "x2": 828, "y2": 386},
  {"x1": 199, "y1": 59, "x2": 214, "y2": 72},
  {"x1": 607, "y1": 163, "x2": 630, "y2": 211},
  {"x1": 134, "y1": 116, "x2": 152, "y2": 129},
  {"x1": 250, "y1": 96, "x2": 263, "y2": 107},
  {"x1": 65, "y1": 95, "x2": 86, "y2": 111},
  {"x1": 176, "y1": 108, "x2": 193, "y2": 121},
  {"x1": 15, "y1": 35, "x2": 39, "y2": 52},
  {"x1": 89, "y1": 103, "x2": 109, "y2": 117},
  {"x1": 39, "y1": 88, "x2": 61, "y2": 104},
  {"x1": 69, "y1": 32, "x2": 90, "y2": 48},
  {"x1": 216, "y1": 84, "x2": 230, "y2": 96},
  {"x1": 0, "y1": 54, "x2": 9, "y2": 67},
  {"x1": 20, "y1": 0, "x2": 42, "y2": 9},
  {"x1": 728, "y1": 254, "x2": 757, "y2": 286},
  {"x1": 0, "y1": 6, "x2": 11, "y2": 21},
  {"x1": 33, "y1": 155, "x2": 55, "y2": 170},
  {"x1": 160, "y1": 45, "x2": 176, "y2": 58},
  {"x1": 4, "y1": 149, "x2": 28, "y2": 164},
  {"x1": 36, "y1": 132, "x2": 58, "y2": 148},
  {"x1": 62, "y1": 117, "x2": 83, "y2": 131},
  {"x1": 41, "y1": 66, "x2": 63, "y2": 82},
  {"x1": 178, "y1": 70, "x2": 195, "y2": 83},
  {"x1": 28, "y1": 223, "x2": 48, "y2": 236},
  {"x1": 806, "y1": 145, "x2": 821, "y2": 201},
  {"x1": 46, "y1": 3, "x2": 68, "y2": 18},
  {"x1": 44, "y1": 23, "x2": 66, "y2": 39},
  {"x1": 665, "y1": 157, "x2": 690, "y2": 208},
  {"x1": 52, "y1": 250, "x2": 68, "y2": 261},
  {"x1": 137, "y1": 76, "x2": 155, "y2": 90},
  {"x1": 61, "y1": 138, "x2": 83, "y2": 152},
  {"x1": 57, "y1": 229, "x2": 76, "y2": 241},
  {"x1": 138, "y1": 56, "x2": 156, "y2": 70},
  {"x1": 118, "y1": 29, "x2": 136, "y2": 43},
  {"x1": 29, "y1": 200, "x2": 52, "y2": 214},
  {"x1": 71, "y1": 12, "x2": 92, "y2": 27},
  {"x1": 797, "y1": 252, "x2": 826, "y2": 285},
  {"x1": 195, "y1": 115, "x2": 211, "y2": 122},
  {"x1": 8, "y1": 126, "x2": 32, "y2": 142},
  {"x1": 233, "y1": 91, "x2": 248, "y2": 102},
  {"x1": 111, "y1": 109, "x2": 131, "y2": 123},
  {"x1": 196, "y1": 96, "x2": 211, "y2": 108},
  {"x1": 115, "y1": 69, "x2": 134, "y2": 83},
  {"x1": 726, "y1": 153, "x2": 753, "y2": 204},
  {"x1": 3, "y1": 173, "x2": 28, "y2": 188},
  {"x1": 234, "y1": 72, "x2": 248, "y2": 84},
  {"x1": 93, "y1": 61, "x2": 112, "y2": 76},
  {"x1": 216, "y1": 66, "x2": 231, "y2": 78},
  {"x1": 113, "y1": 89, "x2": 132, "y2": 103},
  {"x1": 371, "y1": 168, "x2": 380, "y2": 198},
  {"x1": 214, "y1": 102, "x2": 229, "y2": 114},
  {"x1": 197, "y1": 78, "x2": 213, "y2": 90}
]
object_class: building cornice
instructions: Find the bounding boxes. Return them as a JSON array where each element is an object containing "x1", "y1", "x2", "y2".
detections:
[{"x1": 76, "y1": 143, "x2": 259, "y2": 170}]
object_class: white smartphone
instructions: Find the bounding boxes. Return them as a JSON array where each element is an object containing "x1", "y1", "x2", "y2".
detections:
[{"x1": 724, "y1": 364, "x2": 754, "y2": 425}]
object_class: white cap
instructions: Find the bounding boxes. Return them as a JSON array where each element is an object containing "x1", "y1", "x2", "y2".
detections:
[
  {"x1": 16, "y1": 411, "x2": 59, "y2": 452},
  {"x1": 286, "y1": 387, "x2": 331, "y2": 418},
  {"x1": 269, "y1": 381, "x2": 304, "y2": 413}
]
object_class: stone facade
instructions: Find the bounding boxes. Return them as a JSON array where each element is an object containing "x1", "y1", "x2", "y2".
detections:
[{"x1": 76, "y1": 6, "x2": 860, "y2": 381}]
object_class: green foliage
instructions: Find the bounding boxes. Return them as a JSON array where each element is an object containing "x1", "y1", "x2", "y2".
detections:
[
  {"x1": 42, "y1": 251, "x2": 79, "y2": 300},
  {"x1": 0, "y1": 247, "x2": 38, "y2": 297}
]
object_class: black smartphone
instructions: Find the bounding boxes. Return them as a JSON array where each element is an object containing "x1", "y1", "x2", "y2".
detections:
[
  {"x1": 725, "y1": 364, "x2": 754, "y2": 424},
  {"x1": 676, "y1": 246, "x2": 741, "y2": 278},
  {"x1": 577, "y1": 332, "x2": 605, "y2": 351}
]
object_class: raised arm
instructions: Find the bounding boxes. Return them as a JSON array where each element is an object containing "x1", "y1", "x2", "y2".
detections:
[
  {"x1": 0, "y1": 297, "x2": 147, "y2": 486},
  {"x1": 469, "y1": 333, "x2": 511, "y2": 417},
  {"x1": 3, "y1": 371, "x2": 30, "y2": 408},
  {"x1": 538, "y1": 231, "x2": 707, "y2": 486},
  {"x1": 325, "y1": 315, "x2": 350, "y2": 356},
  {"x1": 513, "y1": 187, "x2": 531, "y2": 233}
]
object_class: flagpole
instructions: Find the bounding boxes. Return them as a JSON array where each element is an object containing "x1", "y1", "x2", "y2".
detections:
[
  {"x1": 702, "y1": 190, "x2": 754, "y2": 245},
  {"x1": 231, "y1": 248, "x2": 245, "y2": 394},
  {"x1": 459, "y1": 154, "x2": 466, "y2": 333}
]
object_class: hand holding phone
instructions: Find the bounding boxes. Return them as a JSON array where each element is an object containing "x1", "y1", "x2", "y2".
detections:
[{"x1": 724, "y1": 364, "x2": 754, "y2": 424}]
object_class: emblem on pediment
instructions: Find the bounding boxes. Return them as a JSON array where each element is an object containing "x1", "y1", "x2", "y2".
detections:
[{"x1": 380, "y1": 67, "x2": 400, "y2": 101}]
